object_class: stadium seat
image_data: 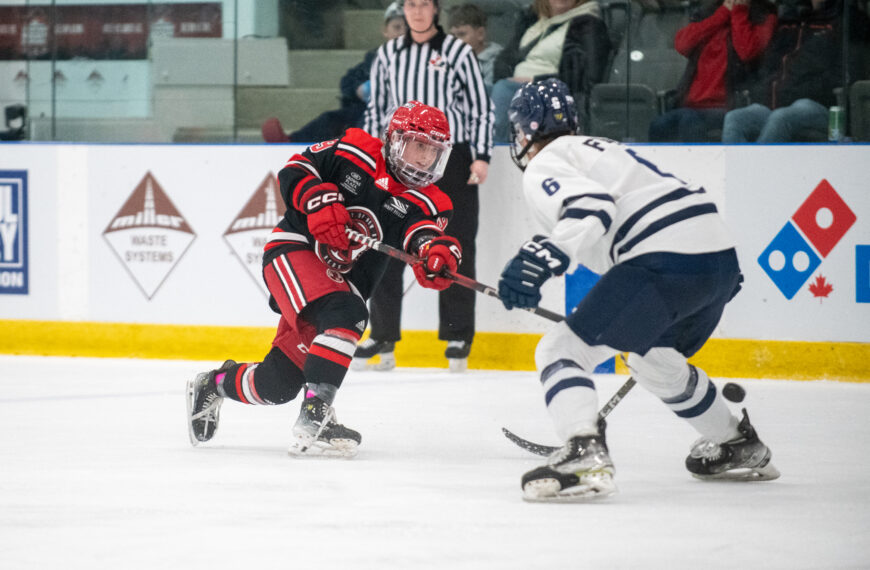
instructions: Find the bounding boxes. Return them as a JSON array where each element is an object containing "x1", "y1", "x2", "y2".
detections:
[
  {"x1": 588, "y1": 1, "x2": 691, "y2": 141},
  {"x1": 589, "y1": 83, "x2": 658, "y2": 141},
  {"x1": 0, "y1": 104, "x2": 26, "y2": 141},
  {"x1": 850, "y1": 80, "x2": 870, "y2": 141}
]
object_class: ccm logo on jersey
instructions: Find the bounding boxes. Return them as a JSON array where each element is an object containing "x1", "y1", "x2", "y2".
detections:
[
  {"x1": 306, "y1": 191, "x2": 343, "y2": 211},
  {"x1": 522, "y1": 240, "x2": 564, "y2": 269}
]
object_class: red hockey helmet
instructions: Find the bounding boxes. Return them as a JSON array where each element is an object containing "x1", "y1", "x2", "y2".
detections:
[{"x1": 385, "y1": 101, "x2": 452, "y2": 188}]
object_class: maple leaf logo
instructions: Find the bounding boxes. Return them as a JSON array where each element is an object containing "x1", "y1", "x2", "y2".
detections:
[{"x1": 808, "y1": 274, "x2": 833, "y2": 301}]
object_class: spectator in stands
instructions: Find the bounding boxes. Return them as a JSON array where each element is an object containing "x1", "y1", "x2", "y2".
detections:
[
  {"x1": 490, "y1": 0, "x2": 611, "y2": 142},
  {"x1": 447, "y1": 3, "x2": 505, "y2": 92},
  {"x1": 262, "y1": 3, "x2": 406, "y2": 143},
  {"x1": 721, "y1": 0, "x2": 850, "y2": 142},
  {"x1": 649, "y1": 0, "x2": 776, "y2": 142}
]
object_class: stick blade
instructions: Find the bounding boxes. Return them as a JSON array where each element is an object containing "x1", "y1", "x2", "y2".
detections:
[{"x1": 501, "y1": 427, "x2": 560, "y2": 456}]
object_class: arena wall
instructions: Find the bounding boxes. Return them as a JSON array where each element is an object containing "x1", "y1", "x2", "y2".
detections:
[{"x1": 1, "y1": 143, "x2": 867, "y2": 380}]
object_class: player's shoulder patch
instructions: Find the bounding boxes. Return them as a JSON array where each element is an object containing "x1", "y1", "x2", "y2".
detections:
[
  {"x1": 309, "y1": 139, "x2": 338, "y2": 153},
  {"x1": 341, "y1": 128, "x2": 383, "y2": 156},
  {"x1": 335, "y1": 128, "x2": 382, "y2": 173}
]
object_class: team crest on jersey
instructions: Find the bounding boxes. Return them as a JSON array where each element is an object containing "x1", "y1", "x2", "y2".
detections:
[
  {"x1": 309, "y1": 139, "x2": 338, "y2": 153},
  {"x1": 429, "y1": 54, "x2": 444, "y2": 70},
  {"x1": 436, "y1": 216, "x2": 448, "y2": 230},
  {"x1": 315, "y1": 206, "x2": 382, "y2": 273}
]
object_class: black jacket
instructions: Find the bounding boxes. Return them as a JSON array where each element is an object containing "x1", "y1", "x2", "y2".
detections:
[
  {"x1": 339, "y1": 50, "x2": 377, "y2": 109},
  {"x1": 494, "y1": 7, "x2": 612, "y2": 123},
  {"x1": 760, "y1": 5, "x2": 841, "y2": 108}
]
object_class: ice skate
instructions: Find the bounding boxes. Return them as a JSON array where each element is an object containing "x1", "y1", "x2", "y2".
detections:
[
  {"x1": 445, "y1": 340, "x2": 471, "y2": 373},
  {"x1": 350, "y1": 338, "x2": 396, "y2": 371},
  {"x1": 288, "y1": 395, "x2": 361, "y2": 458},
  {"x1": 186, "y1": 359, "x2": 236, "y2": 446},
  {"x1": 686, "y1": 409, "x2": 780, "y2": 481},
  {"x1": 521, "y1": 433, "x2": 616, "y2": 502}
]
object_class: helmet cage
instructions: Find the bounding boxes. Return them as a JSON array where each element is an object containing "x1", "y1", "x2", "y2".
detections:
[
  {"x1": 388, "y1": 129, "x2": 452, "y2": 188},
  {"x1": 509, "y1": 121, "x2": 535, "y2": 171}
]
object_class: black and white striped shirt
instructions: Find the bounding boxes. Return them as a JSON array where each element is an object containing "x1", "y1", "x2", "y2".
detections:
[{"x1": 364, "y1": 28, "x2": 495, "y2": 161}]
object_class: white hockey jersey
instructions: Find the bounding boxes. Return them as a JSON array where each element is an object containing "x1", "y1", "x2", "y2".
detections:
[{"x1": 522, "y1": 136, "x2": 734, "y2": 275}]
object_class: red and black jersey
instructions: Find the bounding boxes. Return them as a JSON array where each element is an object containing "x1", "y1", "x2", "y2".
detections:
[{"x1": 264, "y1": 128, "x2": 454, "y2": 300}]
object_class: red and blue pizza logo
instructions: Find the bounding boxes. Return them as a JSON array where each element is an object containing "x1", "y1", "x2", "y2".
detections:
[{"x1": 758, "y1": 179, "x2": 856, "y2": 300}]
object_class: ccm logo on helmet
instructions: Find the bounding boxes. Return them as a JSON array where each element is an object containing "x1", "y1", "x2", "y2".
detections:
[{"x1": 306, "y1": 191, "x2": 344, "y2": 211}]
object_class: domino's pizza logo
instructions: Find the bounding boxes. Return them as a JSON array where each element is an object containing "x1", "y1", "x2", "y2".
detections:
[
  {"x1": 0, "y1": 170, "x2": 28, "y2": 295},
  {"x1": 758, "y1": 179, "x2": 856, "y2": 300}
]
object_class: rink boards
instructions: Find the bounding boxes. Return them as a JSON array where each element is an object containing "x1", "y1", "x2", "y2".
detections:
[{"x1": 0, "y1": 143, "x2": 867, "y2": 380}]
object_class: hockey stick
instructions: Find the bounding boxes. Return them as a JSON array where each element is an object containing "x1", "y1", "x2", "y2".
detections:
[
  {"x1": 502, "y1": 377, "x2": 637, "y2": 456},
  {"x1": 346, "y1": 227, "x2": 637, "y2": 454},
  {"x1": 346, "y1": 227, "x2": 564, "y2": 323}
]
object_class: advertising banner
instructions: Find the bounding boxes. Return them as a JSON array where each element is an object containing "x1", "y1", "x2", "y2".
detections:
[
  {"x1": 0, "y1": 169, "x2": 27, "y2": 295},
  {"x1": 0, "y1": 143, "x2": 867, "y2": 345},
  {"x1": 722, "y1": 146, "x2": 870, "y2": 342},
  {"x1": 0, "y1": 3, "x2": 221, "y2": 60}
]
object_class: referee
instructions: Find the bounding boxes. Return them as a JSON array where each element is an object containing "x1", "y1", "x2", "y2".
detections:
[{"x1": 358, "y1": 0, "x2": 495, "y2": 371}]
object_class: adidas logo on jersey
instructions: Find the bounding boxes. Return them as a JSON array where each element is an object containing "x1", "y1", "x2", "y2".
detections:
[
  {"x1": 375, "y1": 177, "x2": 390, "y2": 190},
  {"x1": 354, "y1": 320, "x2": 366, "y2": 332}
]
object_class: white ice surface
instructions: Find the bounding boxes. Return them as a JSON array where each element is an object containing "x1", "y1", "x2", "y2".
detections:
[{"x1": 1, "y1": 355, "x2": 868, "y2": 569}]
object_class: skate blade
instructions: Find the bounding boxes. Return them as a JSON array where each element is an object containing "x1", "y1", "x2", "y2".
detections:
[
  {"x1": 349, "y1": 354, "x2": 396, "y2": 372},
  {"x1": 185, "y1": 378, "x2": 200, "y2": 447},
  {"x1": 186, "y1": 377, "x2": 222, "y2": 447},
  {"x1": 288, "y1": 439, "x2": 358, "y2": 459},
  {"x1": 692, "y1": 462, "x2": 781, "y2": 482},
  {"x1": 448, "y1": 358, "x2": 467, "y2": 373},
  {"x1": 523, "y1": 472, "x2": 617, "y2": 503}
]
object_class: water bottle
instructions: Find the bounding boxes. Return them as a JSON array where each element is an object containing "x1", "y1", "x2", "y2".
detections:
[{"x1": 828, "y1": 106, "x2": 844, "y2": 142}]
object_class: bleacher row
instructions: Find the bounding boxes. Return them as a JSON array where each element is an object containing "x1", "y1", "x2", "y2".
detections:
[
  {"x1": 205, "y1": 0, "x2": 870, "y2": 143},
  {"x1": 232, "y1": 0, "x2": 529, "y2": 138}
]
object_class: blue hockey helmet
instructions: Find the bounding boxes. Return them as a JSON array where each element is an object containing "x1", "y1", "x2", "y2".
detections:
[{"x1": 507, "y1": 78, "x2": 579, "y2": 170}]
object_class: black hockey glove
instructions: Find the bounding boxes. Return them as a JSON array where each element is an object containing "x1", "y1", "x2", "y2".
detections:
[{"x1": 498, "y1": 236, "x2": 570, "y2": 310}]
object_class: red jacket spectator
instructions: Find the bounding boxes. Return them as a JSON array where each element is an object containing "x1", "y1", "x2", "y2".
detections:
[{"x1": 674, "y1": 0, "x2": 776, "y2": 109}]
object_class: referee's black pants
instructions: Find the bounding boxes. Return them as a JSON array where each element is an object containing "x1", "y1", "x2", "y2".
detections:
[{"x1": 368, "y1": 143, "x2": 478, "y2": 344}]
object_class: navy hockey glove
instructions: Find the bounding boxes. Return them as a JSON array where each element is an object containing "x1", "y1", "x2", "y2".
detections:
[
  {"x1": 498, "y1": 236, "x2": 570, "y2": 310},
  {"x1": 413, "y1": 236, "x2": 462, "y2": 291},
  {"x1": 301, "y1": 182, "x2": 350, "y2": 250}
]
